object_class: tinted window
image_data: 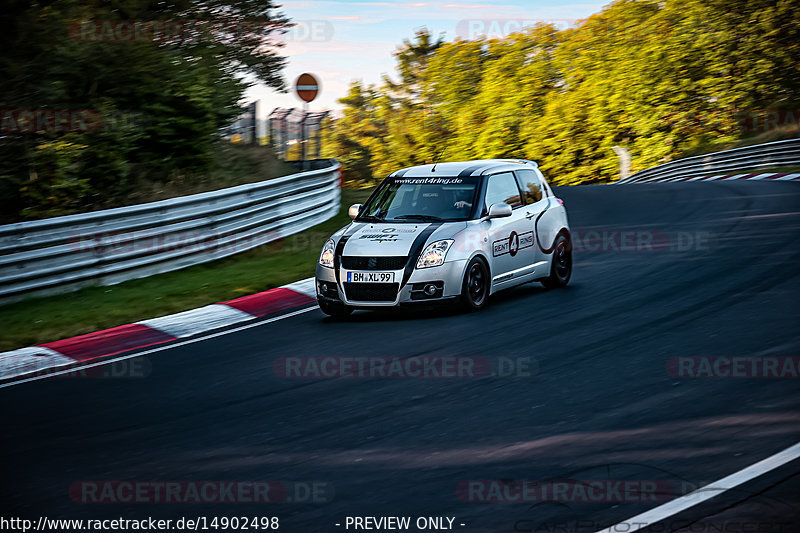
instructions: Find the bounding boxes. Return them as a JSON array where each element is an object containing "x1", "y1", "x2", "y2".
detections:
[
  {"x1": 484, "y1": 172, "x2": 522, "y2": 210},
  {"x1": 537, "y1": 169, "x2": 552, "y2": 197},
  {"x1": 515, "y1": 169, "x2": 543, "y2": 203},
  {"x1": 358, "y1": 176, "x2": 480, "y2": 222}
]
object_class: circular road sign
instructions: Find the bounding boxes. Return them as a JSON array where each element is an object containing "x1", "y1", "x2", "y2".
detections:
[{"x1": 295, "y1": 73, "x2": 319, "y2": 103}]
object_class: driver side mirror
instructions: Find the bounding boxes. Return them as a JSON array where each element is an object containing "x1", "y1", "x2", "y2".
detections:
[
  {"x1": 348, "y1": 203, "x2": 363, "y2": 220},
  {"x1": 488, "y1": 202, "x2": 512, "y2": 218}
]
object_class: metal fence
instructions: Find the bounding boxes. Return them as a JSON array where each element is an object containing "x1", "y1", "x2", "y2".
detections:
[
  {"x1": 0, "y1": 160, "x2": 341, "y2": 304},
  {"x1": 619, "y1": 138, "x2": 800, "y2": 183}
]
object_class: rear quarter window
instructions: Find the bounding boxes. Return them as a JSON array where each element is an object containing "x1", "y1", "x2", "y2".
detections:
[{"x1": 515, "y1": 169, "x2": 543, "y2": 204}]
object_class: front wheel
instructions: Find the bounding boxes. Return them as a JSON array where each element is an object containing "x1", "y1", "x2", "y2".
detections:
[
  {"x1": 461, "y1": 257, "x2": 490, "y2": 311},
  {"x1": 541, "y1": 233, "x2": 572, "y2": 289},
  {"x1": 319, "y1": 300, "x2": 353, "y2": 318}
]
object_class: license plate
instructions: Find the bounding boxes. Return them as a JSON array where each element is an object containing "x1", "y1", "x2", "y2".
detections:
[{"x1": 347, "y1": 271, "x2": 395, "y2": 283}]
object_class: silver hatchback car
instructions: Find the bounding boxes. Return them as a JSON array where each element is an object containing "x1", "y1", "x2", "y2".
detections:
[{"x1": 315, "y1": 159, "x2": 571, "y2": 317}]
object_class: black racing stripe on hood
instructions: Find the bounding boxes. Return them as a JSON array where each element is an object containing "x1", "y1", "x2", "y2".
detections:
[
  {"x1": 333, "y1": 225, "x2": 361, "y2": 284},
  {"x1": 401, "y1": 222, "x2": 443, "y2": 288}
]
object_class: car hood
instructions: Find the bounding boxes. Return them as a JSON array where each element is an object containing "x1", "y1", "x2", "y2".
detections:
[{"x1": 341, "y1": 222, "x2": 444, "y2": 257}]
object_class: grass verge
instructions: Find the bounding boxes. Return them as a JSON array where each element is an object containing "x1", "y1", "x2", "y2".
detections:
[{"x1": 0, "y1": 188, "x2": 372, "y2": 352}]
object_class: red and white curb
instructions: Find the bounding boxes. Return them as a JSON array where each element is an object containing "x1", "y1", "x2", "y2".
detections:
[
  {"x1": 0, "y1": 278, "x2": 318, "y2": 381},
  {"x1": 661, "y1": 172, "x2": 800, "y2": 182}
]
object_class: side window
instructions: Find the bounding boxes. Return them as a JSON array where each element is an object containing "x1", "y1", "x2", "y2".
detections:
[
  {"x1": 536, "y1": 169, "x2": 552, "y2": 197},
  {"x1": 515, "y1": 169, "x2": 543, "y2": 204},
  {"x1": 484, "y1": 172, "x2": 523, "y2": 210}
]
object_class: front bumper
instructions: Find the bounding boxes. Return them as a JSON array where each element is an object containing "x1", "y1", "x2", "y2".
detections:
[{"x1": 315, "y1": 259, "x2": 467, "y2": 307}]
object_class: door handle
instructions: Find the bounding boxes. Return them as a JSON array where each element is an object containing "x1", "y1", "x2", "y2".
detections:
[{"x1": 525, "y1": 211, "x2": 535, "y2": 220}]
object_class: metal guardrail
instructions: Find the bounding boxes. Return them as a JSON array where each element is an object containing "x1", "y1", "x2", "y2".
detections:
[
  {"x1": 0, "y1": 159, "x2": 341, "y2": 304},
  {"x1": 619, "y1": 138, "x2": 800, "y2": 183}
]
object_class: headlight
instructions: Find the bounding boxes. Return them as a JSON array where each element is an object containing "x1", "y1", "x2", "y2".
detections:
[
  {"x1": 416, "y1": 240, "x2": 454, "y2": 269},
  {"x1": 319, "y1": 239, "x2": 335, "y2": 268}
]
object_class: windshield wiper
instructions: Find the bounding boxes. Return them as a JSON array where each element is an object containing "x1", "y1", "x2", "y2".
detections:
[{"x1": 393, "y1": 214, "x2": 445, "y2": 222}]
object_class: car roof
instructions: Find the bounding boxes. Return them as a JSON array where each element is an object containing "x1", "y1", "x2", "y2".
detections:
[{"x1": 388, "y1": 159, "x2": 538, "y2": 178}]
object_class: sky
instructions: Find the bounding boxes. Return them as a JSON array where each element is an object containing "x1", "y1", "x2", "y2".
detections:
[{"x1": 245, "y1": 0, "x2": 607, "y2": 115}]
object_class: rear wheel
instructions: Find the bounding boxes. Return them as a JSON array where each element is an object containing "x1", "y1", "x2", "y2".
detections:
[
  {"x1": 541, "y1": 233, "x2": 572, "y2": 289},
  {"x1": 461, "y1": 257, "x2": 490, "y2": 311},
  {"x1": 319, "y1": 300, "x2": 353, "y2": 318}
]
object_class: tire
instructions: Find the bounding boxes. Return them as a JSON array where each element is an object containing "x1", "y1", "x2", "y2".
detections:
[
  {"x1": 461, "y1": 256, "x2": 490, "y2": 311},
  {"x1": 319, "y1": 300, "x2": 353, "y2": 318},
  {"x1": 541, "y1": 233, "x2": 572, "y2": 289}
]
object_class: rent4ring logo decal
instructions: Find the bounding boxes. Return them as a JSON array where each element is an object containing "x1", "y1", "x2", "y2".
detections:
[{"x1": 493, "y1": 231, "x2": 534, "y2": 257}]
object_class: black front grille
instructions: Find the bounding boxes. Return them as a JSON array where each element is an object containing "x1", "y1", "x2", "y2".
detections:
[
  {"x1": 341, "y1": 256, "x2": 407, "y2": 270},
  {"x1": 344, "y1": 282, "x2": 399, "y2": 302}
]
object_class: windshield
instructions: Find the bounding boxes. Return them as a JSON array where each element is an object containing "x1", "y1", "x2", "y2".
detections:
[{"x1": 357, "y1": 176, "x2": 480, "y2": 222}]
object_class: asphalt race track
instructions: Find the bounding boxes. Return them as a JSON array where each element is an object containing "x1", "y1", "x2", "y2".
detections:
[{"x1": 2, "y1": 181, "x2": 799, "y2": 533}]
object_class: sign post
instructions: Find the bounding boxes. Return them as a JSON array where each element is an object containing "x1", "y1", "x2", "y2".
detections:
[
  {"x1": 294, "y1": 73, "x2": 320, "y2": 170},
  {"x1": 242, "y1": 101, "x2": 256, "y2": 144}
]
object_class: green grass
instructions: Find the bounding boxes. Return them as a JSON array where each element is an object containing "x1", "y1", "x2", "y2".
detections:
[{"x1": 0, "y1": 188, "x2": 373, "y2": 351}]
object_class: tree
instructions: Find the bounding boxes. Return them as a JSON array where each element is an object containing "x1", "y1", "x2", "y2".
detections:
[
  {"x1": 324, "y1": 0, "x2": 800, "y2": 185},
  {"x1": 0, "y1": 0, "x2": 291, "y2": 222}
]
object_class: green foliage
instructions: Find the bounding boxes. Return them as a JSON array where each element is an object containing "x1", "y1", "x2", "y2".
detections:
[
  {"x1": 19, "y1": 140, "x2": 92, "y2": 219},
  {"x1": 0, "y1": 0, "x2": 290, "y2": 222},
  {"x1": 325, "y1": 0, "x2": 800, "y2": 185}
]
